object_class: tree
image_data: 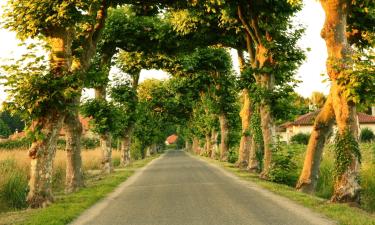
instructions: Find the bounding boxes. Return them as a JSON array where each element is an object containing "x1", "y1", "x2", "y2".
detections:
[
  {"x1": 310, "y1": 92, "x2": 326, "y2": 110},
  {"x1": 0, "y1": 119, "x2": 11, "y2": 138},
  {"x1": 296, "y1": 0, "x2": 374, "y2": 203},
  {"x1": 3, "y1": 0, "x2": 115, "y2": 206}
]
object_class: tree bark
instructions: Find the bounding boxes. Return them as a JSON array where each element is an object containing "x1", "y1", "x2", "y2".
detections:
[
  {"x1": 219, "y1": 114, "x2": 229, "y2": 161},
  {"x1": 319, "y1": 0, "x2": 360, "y2": 203},
  {"x1": 27, "y1": 113, "x2": 65, "y2": 208},
  {"x1": 237, "y1": 51, "x2": 251, "y2": 168},
  {"x1": 64, "y1": 103, "x2": 84, "y2": 193},
  {"x1": 192, "y1": 137, "x2": 200, "y2": 155},
  {"x1": 296, "y1": 94, "x2": 335, "y2": 193},
  {"x1": 205, "y1": 134, "x2": 211, "y2": 156},
  {"x1": 247, "y1": 136, "x2": 259, "y2": 172},
  {"x1": 120, "y1": 127, "x2": 132, "y2": 167},
  {"x1": 210, "y1": 130, "x2": 219, "y2": 159},
  {"x1": 185, "y1": 139, "x2": 192, "y2": 152}
]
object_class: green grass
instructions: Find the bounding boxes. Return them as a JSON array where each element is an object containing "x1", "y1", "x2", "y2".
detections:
[
  {"x1": 198, "y1": 155, "x2": 375, "y2": 225},
  {"x1": 0, "y1": 155, "x2": 160, "y2": 225}
]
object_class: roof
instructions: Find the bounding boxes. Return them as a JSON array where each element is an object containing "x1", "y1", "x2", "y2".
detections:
[
  {"x1": 282, "y1": 111, "x2": 375, "y2": 127},
  {"x1": 166, "y1": 134, "x2": 178, "y2": 144}
]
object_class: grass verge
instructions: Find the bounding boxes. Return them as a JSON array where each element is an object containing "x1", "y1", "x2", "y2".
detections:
[
  {"x1": 197, "y1": 155, "x2": 375, "y2": 225},
  {"x1": 0, "y1": 154, "x2": 160, "y2": 225}
]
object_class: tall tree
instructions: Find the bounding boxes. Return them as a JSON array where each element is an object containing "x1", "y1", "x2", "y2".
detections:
[{"x1": 296, "y1": 0, "x2": 374, "y2": 203}]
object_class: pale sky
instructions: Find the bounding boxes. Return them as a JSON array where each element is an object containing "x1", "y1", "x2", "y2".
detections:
[{"x1": 0, "y1": 0, "x2": 329, "y2": 104}]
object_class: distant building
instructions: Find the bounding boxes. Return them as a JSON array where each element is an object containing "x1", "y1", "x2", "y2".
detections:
[
  {"x1": 278, "y1": 111, "x2": 375, "y2": 143},
  {"x1": 165, "y1": 134, "x2": 178, "y2": 145}
]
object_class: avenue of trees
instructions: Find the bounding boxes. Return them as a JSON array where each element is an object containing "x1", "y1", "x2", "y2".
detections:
[{"x1": 0, "y1": 0, "x2": 373, "y2": 209}]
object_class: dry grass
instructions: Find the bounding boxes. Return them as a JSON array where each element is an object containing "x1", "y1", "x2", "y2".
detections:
[
  {"x1": 0, "y1": 148, "x2": 121, "y2": 172},
  {"x1": 0, "y1": 148, "x2": 121, "y2": 212}
]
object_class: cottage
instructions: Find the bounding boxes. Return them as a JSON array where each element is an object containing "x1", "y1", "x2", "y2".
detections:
[{"x1": 278, "y1": 110, "x2": 375, "y2": 143}]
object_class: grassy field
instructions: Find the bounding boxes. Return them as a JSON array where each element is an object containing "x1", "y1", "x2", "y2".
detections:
[
  {"x1": 199, "y1": 143, "x2": 375, "y2": 225},
  {"x1": 0, "y1": 151, "x2": 160, "y2": 225}
]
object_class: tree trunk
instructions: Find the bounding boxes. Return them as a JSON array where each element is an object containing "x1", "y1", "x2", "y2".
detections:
[
  {"x1": 219, "y1": 114, "x2": 229, "y2": 161},
  {"x1": 210, "y1": 130, "x2": 219, "y2": 159},
  {"x1": 27, "y1": 113, "x2": 65, "y2": 208},
  {"x1": 296, "y1": 94, "x2": 335, "y2": 193},
  {"x1": 185, "y1": 139, "x2": 192, "y2": 152},
  {"x1": 64, "y1": 103, "x2": 84, "y2": 193},
  {"x1": 320, "y1": 0, "x2": 360, "y2": 203},
  {"x1": 259, "y1": 74, "x2": 276, "y2": 179},
  {"x1": 100, "y1": 133, "x2": 112, "y2": 174},
  {"x1": 247, "y1": 136, "x2": 259, "y2": 172},
  {"x1": 120, "y1": 127, "x2": 133, "y2": 167},
  {"x1": 205, "y1": 134, "x2": 211, "y2": 156},
  {"x1": 192, "y1": 137, "x2": 200, "y2": 155},
  {"x1": 237, "y1": 89, "x2": 251, "y2": 168}
]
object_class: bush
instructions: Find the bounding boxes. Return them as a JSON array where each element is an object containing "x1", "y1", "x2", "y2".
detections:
[
  {"x1": 130, "y1": 139, "x2": 143, "y2": 160},
  {"x1": 360, "y1": 128, "x2": 374, "y2": 143},
  {"x1": 0, "y1": 138, "x2": 30, "y2": 150},
  {"x1": 227, "y1": 147, "x2": 238, "y2": 164},
  {"x1": 81, "y1": 138, "x2": 100, "y2": 149},
  {"x1": 290, "y1": 133, "x2": 310, "y2": 145},
  {"x1": 268, "y1": 143, "x2": 298, "y2": 186}
]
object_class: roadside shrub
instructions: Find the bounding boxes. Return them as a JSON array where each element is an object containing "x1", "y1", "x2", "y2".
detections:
[
  {"x1": 228, "y1": 147, "x2": 238, "y2": 164},
  {"x1": 316, "y1": 159, "x2": 334, "y2": 199},
  {"x1": 360, "y1": 128, "x2": 374, "y2": 143},
  {"x1": 130, "y1": 139, "x2": 143, "y2": 160},
  {"x1": 290, "y1": 133, "x2": 310, "y2": 145},
  {"x1": 269, "y1": 143, "x2": 298, "y2": 186},
  {"x1": 81, "y1": 138, "x2": 100, "y2": 149},
  {"x1": 0, "y1": 138, "x2": 30, "y2": 150}
]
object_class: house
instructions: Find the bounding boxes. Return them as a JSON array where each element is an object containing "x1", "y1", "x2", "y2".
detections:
[
  {"x1": 278, "y1": 110, "x2": 375, "y2": 143},
  {"x1": 165, "y1": 134, "x2": 178, "y2": 145}
]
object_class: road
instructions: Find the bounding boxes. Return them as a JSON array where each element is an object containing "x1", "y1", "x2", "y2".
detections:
[{"x1": 72, "y1": 150, "x2": 335, "y2": 225}]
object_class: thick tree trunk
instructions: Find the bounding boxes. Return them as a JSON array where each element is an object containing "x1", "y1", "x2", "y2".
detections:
[
  {"x1": 205, "y1": 134, "x2": 211, "y2": 156},
  {"x1": 27, "y1": 113, "x2": 65, "y2": 208},
  {"x1": 258, "y1": 72, "x2": 276, "y2": 179},
  {"x1": 185, "y1": 139, "x2": 192, "y2": 151},
  {"x1": 319, "y1": 0, "x2": 360, "y2": 203},
  {"x1": 100, "y1": 133, "x2": 112, "y2": 173},
  {"x1": 64, "y1": 104, "x2": 84, "y2": 193},
  {"x1": 237, "y1": 89, "x2": 251, "y2": 168},
  {"x1": 219, "y1": 114, "x2": 229, "y2": 161},
  {"x1": 210, "y1": 130, "x2": 219, "y2": 159},
  {"x1": 296, "y1": 94, "x2": 335, "y2": 193},
  {"x1": 120, "y1": 127, "x2": 133, "y2": 167},
  {"x1": 247, "y1": 136, "x2": 259, "y2": 172},
  {"x1": 192, "y1": 137, "x2": 200, "y2": 155}
]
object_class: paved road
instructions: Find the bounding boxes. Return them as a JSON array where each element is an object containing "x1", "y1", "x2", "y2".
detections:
[{"x1": 72, "y1": 150, "x2": 335, "y2": 225}]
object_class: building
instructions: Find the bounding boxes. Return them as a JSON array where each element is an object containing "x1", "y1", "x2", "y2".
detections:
[{"x1": 278, "y1": 111, "x2": 375, "y2": 143}]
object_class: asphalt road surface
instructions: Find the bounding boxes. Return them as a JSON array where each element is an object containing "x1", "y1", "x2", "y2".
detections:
[{"x1": 72, "y1": 150, "x2": 336, "y2": 225}]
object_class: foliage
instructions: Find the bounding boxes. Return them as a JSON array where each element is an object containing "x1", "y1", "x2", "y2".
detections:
[
  {"x1": 0, "y1": 119, "x2": 11, "y2": 138},
  {"x1": 333, "y1": 130, "x2": 361, "y2": 179},
  {"x1": 268, "y1": 141, "x2": 298, "y2": 186},
  {"x1": 227, "y1": 146, "x2": 239, "y2": 164},
  {"x1": 290, "y1": 133, "x2": 310, "y2": 145},
  {"x1": 0, "y1": 110, "x2": 25, "y2": 134},
  {"x1": 360, "y1": 128, "x2": 375, "y2": 143},
  {"x1": 0, "y1": 138, "x2": 30, "y2": 150}
]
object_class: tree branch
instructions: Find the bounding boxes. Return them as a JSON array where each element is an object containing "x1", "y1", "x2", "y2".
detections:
[{"x1": 237, "y1": 5, "x2": 259, "y2": 46}]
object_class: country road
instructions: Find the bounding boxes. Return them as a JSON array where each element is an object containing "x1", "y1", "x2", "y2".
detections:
[{"x1": 72, "y1": 150, "x2": 336, "y2": 225}]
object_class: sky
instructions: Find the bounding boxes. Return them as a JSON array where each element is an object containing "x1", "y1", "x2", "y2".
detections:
[{"x1": 0, "y1": 0, "x2": 329, "y2": 104}]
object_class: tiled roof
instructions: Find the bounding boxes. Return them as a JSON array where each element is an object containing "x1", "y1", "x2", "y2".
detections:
[
  {"x1": 166, "y1": 134, "x2": 178, "y2": 144},
  {"x1": 284, "y1": 111, "x2": 375, "y2": 127}
]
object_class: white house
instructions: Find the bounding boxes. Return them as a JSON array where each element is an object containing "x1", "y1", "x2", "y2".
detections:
[{"x1": 278, "y1": 110, "x2": 375, "y2": 143}]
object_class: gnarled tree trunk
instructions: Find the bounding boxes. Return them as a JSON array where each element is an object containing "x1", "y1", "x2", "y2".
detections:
[
  {"x1": 296, "y1": 94, "x2": 335, "y2": 193},
  {"x1": 210, "y1": 129, "x2": 219, "y2": 159},
  {"x1": 120, "y1": 127, "x2": 132, "y2": 167},
  {"x1": 192, "y1": 137, "x2": 200, "y2": 155},
  {"x1": 185, "y1": 139, "x2": 192, "y2": 152},
  {"x1": 205, "y1": 134, "x2": 211, "y2": 156},
  {"x1": 27, "y1": 28, "x2": 72, "y2": 208},
  {"x1": 64, "y1": 103, "x2": 84, "y2": 193},
  {"x1": 247, "y1": 136, "x2": 259, "y2": 172},
  {"x1": 27, "y1": 113, "x2": 65, "y2": 208},
  {"x1": 237, "y1": 89, "x2": 251, "y2": 168},
  {"x1": 219, "y1": 114, "x2": 229, "y2": 161},
  {"x1": 320, "y1": 0, "x2": 360, "y2": 203}
]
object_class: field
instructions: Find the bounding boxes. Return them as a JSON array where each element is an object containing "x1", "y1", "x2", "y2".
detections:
[{"x1": 0, "y1": 148, "x2": 121, "y2": 212}]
